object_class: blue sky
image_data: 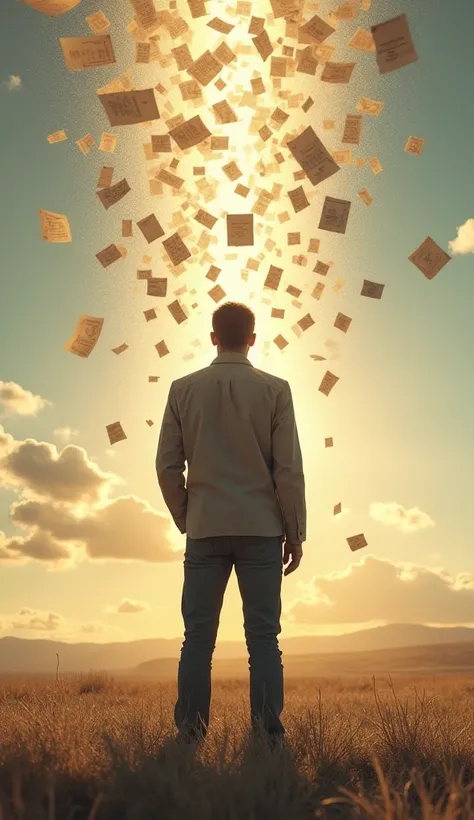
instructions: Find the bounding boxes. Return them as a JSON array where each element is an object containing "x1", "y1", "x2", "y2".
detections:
[{"x1": 0, "y1": 0, "x2": 473, "y2": 644}]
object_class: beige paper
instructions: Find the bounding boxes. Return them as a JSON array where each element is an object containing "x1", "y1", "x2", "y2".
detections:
[
  {"x1": 325, "y1": 437, "x2": 333, "y2": 447},
  {"x1": 298, "y1": 313, "x2": 315, "y2": 332},
  {"x1": 358, "y1": 187, "x2": 373, "y2": 206},
  {"x1": 144, "y1": 308, "x2": 157, "y2": 321},
  {"x1": 96, "y1": 243, "x2": 122, "y2": 267},
  {"x1": 252, "y1": 29, "x2": 273, "y2": 62},
  {"x1": 264, "y1": 264, "x2": 283, "y2": 290},
  {"x1": 315, "y1": 43, "x2": 336, "y2": 62},
  {"x1": 312, "y1": 282, "x2": 325, "y2": 301},
  {"x1": 208, "y1": 17, "x2": 234, "y2": 34},
  {"x1": 147, "y1": 278, "x2": 168, "y2": 297},
  {"x1": 348, "y1": 27, "x2": 375, "y2": 51},
  {"x1": 169, "y1": 115, "x2": 211, "y2": 149},
  {"x1": 112, "y1": 343, "x2": 128, "y2": 355},
  {"x1": 39, "y1": 208, "x2": 71, "y2": 243},
  {"x1": 208, "y1": 284, "x2": 226, "y2": 302},
  {"x1": 251, "y1": 76, "x2": 266, "y2": 95},
  {"x1": 22, "y1": 0, "x2": 80, "y2": 15},
  {"x1": 179, "y1": 79, "x2": 202, "y2": 101},
  {"x1": 296, "y1": 47, "x2": 318, "y2": 75},
  {"x1": 187, "y1": 50, "x2": 222, "y2": 85},
  {"x1": 334, "y1": 312, "x2": 352, "y2": 333},
  {"x1": 249, "y1": 16, "x2": 265, "y2": 35},
  {"x1": 227, "y1": 214, "x2": 254, "y2": 246},
  {"x1": 187, "y1": 0, "x2": 207, "y2": 18},
  {"x1": 288, "y1": 186, "x2": 310, "y2": 213},
  {"x1": 342, "y1": 114, "x2": 362, "y2": 145},
  {"x1": 222, "y1": 160, "x2": 242, "y2": 181},
  {"x1": 122, "y1": 220, "x2": 133, "y2": 237},
  {"x1": 156, "y1": 169, "x2": 184, "y2": 190},
  {"x1": 106, "y1": 422, "x2": 127, "y2": 445},
  {"x1": 97, "y1": 166, "x2": 113, "y2": 188},
  {"x1": 86, "y1": 10, "x2": 110, "y2": 33},
  {"x1": 47, "y1": 129, "x2": 67, "y2": 143},
  {"x1": 347, "y1": 533, "x2": 367, "y2": 552},
  {"x1": 163, "y1": 232, "x2": 191, "y2": 265},
  {"x1": 356, "y1": 96, "x2": 384, "y2": 116},
  {"x1": 211, "y1": 135, "x2": 229, "y2": 150},
  {"x1": 270, "y1": 57, "x2": 287, "y2": 77},
  {"x1": 149, "y1": 375, "x2": 159, "y2": 382},
  {"x1": 137, "y1": 214, "x2": 165, "y2": 243},
  {"x1": 408, "y1": 237, "x2": 451, "y2": 280},
  {"x1": 319, "y1": 371, "x2": 339, "y2": 396},
  {"x1": 361, "y1": 279, "x2": 385, "y2": 299},
  {"x1": 99, "y1": 132, "x2": 117, "y2": 152},
  {"x1": 323, "y1": 120, "x2": 335, "y2": 130},
  {"x1": 298, "y1": 13, "x2": 335, "y2": 44},
  {"x1": 332, "y1": 149, "x2": 352, "y2": 164},
  {"x1": 59, "y1": 35, "x2": 115, "y2": 70},
  {"x1": 172, "y1": 43, "x2": 193, "y2": 70},
  {"x1": 130, "y1": 0, "x2": 158, "y2": 29},
  {"x1": 288, "y1": 126, "x2": 340, "y2": 186},
  {"x1": 155, "y1": 340, "x2": 170, "y2": 358},
  {"x1": 195, "y1": 209, "x2": 218, "y2": 229},
  {"x1": 168, "y1": 299, "x2": 188, "y2": 324},
  {"x1": 334, "y1": 502, "x2": 342, "y2": 516},
  {"x1": 369, "y1": 156, "x2": 383, "y2": 174},
  {"x1": 371, "y1": 14, "x2": 418, "y2": 74},
  {"x1": 76, "y1": 133, "x2": 94, "y2": 154},
  {"x1": 302, "y1": 97, "x2": 314, "y2": 113},
  {"x1": 319, "y1": 196, "x2": 351, "y2": 234},
  {"x1": 63, "y1": 314, "x2": 103, "y2": 358},
  {"x1": 135, "y1": 42, "x2": 151, "y2": 64},
  {"x1": 97, "y1": 178, "x2": 131, "y2": 209},
  {"x1": 287, "y1": 232, "x2": 300, "y2": 245},
  {"x1": 269, "y1": 0, "x2": 298, "y2": 18},
  {"x1": 271, "y1": 308, "x2": 285, "y2": 319},
  {"x1": 151, "y1": 134, "x2": 172, "y2": 152},
  {"x1": 99, "y1": 89, "x2": 160, "y2": 126},
  {"x1": 315, "y1": 261, "x2": 330, "y2": 276},
  {"x1": 405, "y1": 136, "x2": 425, "y2": 156},
  {"x1": 137, "y1": 269, "x2": 152, "y2": 279},
  {"x1": 213, "y1": 42, "x2": 236, "y2": 65},
  {"x1": 273, "y1": 335, "x2": 289, "y2": 351},
  {"x1": 213, "y1": 100, "x2": 238, "y2": 124},
  {"x1": 321, "y1": 61, "x2": 355, "y2": 83},
  {"x1": 308, "y1": 238, "x2": 320, "y2": 253}
]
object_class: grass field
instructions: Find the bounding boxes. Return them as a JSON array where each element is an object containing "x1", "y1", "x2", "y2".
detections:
[{"x1": 1, "y1": 672, "x2": 474, "y2": 818}]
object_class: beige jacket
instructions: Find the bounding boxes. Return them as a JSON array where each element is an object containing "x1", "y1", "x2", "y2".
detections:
[{"x1": 156, "y1": 351, "x2": 306, "y2": 544}]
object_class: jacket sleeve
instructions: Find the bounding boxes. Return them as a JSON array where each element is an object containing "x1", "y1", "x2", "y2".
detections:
[
  {"x1": 271, "y1": 382, "x2": 306, "y2": 544},
  {"x1": 156, "y1": 382, "x2": 188, "y2": 534}
]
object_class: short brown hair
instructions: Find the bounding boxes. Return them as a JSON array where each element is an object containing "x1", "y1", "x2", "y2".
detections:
[{"x1": 212, "y1": 301, "x2": 255, "y2": 350}]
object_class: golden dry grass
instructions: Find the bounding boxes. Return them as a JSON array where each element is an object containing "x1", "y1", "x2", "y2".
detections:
[{"x1": 1, "y1": 673, "x2": 474, "y2": 818}]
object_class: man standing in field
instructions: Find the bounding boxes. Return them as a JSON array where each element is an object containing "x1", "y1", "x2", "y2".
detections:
[{"x1": 156, "y1": 301, "x2": 306, "y2": 748}]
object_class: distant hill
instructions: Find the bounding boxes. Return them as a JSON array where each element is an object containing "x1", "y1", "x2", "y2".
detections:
[
  {"x1": 1, "y1": 624, "x2": 474, "y2": 674},
  {"x1": 136, "y1": 640, "x2": 474, "y2": 680}
]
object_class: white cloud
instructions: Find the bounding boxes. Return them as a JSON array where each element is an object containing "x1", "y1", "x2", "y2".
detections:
[
  {"x1": 0, "y1": 381, "x2": 50, "y2": 418},
  {"x1": 0, "y1": 424, "x2": 118, "y2": 503},
  {"x1": 10, "y1": 608, "x2": 61, "y2": 632},
  {"x1": 286, "y1": 555, "x2": 474, "y2": 625},
  {"x1": 4, "y1": 75, "x2": 22, "y2": 91},
  {"x1": 53, "y1": 427, "x2": 79, "y2": 443},
  {"x1": 0, "y1": 425, "x2": 181, "y2": 567},
  {"x1": 79, "y1": 622, "x2": 105, "y2": 634},
  {"x1": 369, "y1": 501, "x2": 434, "y2": 533},
  {"x1": 106, "y1": 598, "x2": 151, "y2": 614},
  {"x1": 448, "y1": 219, "x2": 474, "y2": 255}
]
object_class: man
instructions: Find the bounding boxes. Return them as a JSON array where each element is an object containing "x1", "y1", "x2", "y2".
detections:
[{"x1": 156, "y1": 301, "x2": 306, "y2": 748}]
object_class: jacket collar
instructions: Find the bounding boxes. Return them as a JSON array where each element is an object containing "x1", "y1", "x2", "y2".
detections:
[{"x1": 210, "y1": 352, "x2": 253, "y2": 367}]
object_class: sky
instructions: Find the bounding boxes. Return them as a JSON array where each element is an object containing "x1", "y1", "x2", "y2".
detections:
[{"x1": 0, "y1": 0, "x2": 473, "y2": 648}]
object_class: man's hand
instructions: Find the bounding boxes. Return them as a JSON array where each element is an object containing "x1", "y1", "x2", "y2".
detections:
[{"x1": 283, "y1": 541, "x2": 303, "y2": 576}]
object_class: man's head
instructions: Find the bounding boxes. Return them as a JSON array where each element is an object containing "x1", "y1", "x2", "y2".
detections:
[{"x1": 211, "y1": 301, "x2": 256, "y2": 355}]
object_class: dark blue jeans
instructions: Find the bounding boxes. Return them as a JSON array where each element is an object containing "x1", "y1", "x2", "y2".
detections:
[{"x1": 175, "y1": 534, "x2": 285, "y2": 741}]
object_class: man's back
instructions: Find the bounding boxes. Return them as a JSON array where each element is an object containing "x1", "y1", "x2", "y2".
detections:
[{"x1": 156, "y1": 351, "x2": 306, "y2": 544}]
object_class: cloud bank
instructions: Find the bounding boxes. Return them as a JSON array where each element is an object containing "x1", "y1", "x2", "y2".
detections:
[
  {"x1": 287, "y1": 556, "x2": 474, "y2": 625},
  {"x1": 449, "y1": 218, "x2": 474, "y2": 255}
]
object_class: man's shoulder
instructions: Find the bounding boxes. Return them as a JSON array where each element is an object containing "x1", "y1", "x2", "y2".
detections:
[{"x1": 172, "y1": 363, "x2": 287, "y2": 392}]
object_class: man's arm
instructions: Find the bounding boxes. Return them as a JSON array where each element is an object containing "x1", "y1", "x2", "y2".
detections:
[
  {"x1": 156, "y1": 382, "x2": 188, "y2": 534},
  {"x1": 271, "y1": 382, "x2": 306, "y2": 544}
]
